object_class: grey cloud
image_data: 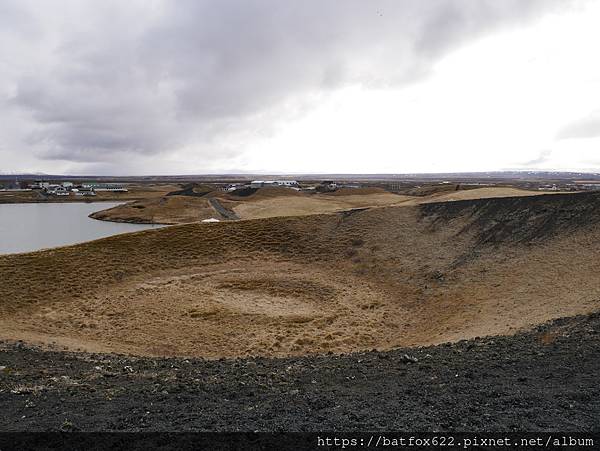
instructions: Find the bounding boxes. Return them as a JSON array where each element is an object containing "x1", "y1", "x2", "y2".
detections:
[
  {"x1": 0, "y1": 0, "x2": 40, "y2": 39},
  {"x1": 521, "y1": 149, "x2": 553, "y2": 167},
  {"x1": 5, "y1": 0, "x2": 567, "y2": 167},
  {"x1": 557, "y1": 111, "x2": 600, "y2": 140}
]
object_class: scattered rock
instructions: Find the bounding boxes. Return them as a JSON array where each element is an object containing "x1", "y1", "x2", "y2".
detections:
[
  {"x1": 400, "y1": 354, "x2": 418, "y2": 363},
  {"x1": 0, "y1": 313, "x2": 598, "y2": 431}
]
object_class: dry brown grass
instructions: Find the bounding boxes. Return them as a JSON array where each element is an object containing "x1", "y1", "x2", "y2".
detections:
[
  {"x1": 1, "y1": 192, "x2": 599, "y2": 358},
  {"x1": 90, "y1": 196, "x2": 219, "y2": 224},
  {"x1": 322, "y1": 187, "x2": 390, "y2": 196},
  {"x1": 417, "y1": 187, "x2": 562, "y2": 203},
  {"x1": 232, "y1": 192, "x2": 410, "y2": 219}
]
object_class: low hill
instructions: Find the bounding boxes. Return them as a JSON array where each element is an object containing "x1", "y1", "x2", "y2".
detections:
[
  {"x1": 90, "y1": 196, "x2": 223, "y2": 224},
  {"x1": 226, "y1": 186, "x2": 304, "y2": 200},
  {"x1": 90, "y1": 187, "x2": 408, "y2": 223},
  {"x1": 324, "y1": 187, "x2": 389, "y2": 196},
  {"x1": 89, "y1": 186, "x2": 556, "y2": 224}
]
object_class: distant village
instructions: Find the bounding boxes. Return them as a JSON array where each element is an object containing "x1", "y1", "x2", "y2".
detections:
[
  {"x1": 0, "y1": 178, "x2": 342, "y2": 197},
  {"x1": 3, "y1": 176, "x2": 600, "y2": 198},
  {"x1": 0, "y1": 180, "x2": 128, "y2": 197},
  {"x1": 222, "y1": 180, "x2": 345, "y2": 193}
]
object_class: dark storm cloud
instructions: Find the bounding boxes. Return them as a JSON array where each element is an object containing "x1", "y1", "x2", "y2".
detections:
[
  {"x1": 556, "y1": 111, "x2": 600, "y2": 140},
  {"x1": 5, "y1": 0, "x2": 565, "y2": 166}
]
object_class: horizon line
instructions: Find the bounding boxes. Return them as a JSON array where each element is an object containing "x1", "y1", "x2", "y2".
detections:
[{"x1": 2, "y1": 169, "x2": 600, "y2": 178}]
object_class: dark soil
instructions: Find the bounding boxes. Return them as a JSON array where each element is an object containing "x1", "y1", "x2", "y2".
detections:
[
  {"x1": 166, "y1": 184, "x2": 212, "y2": 197},
  {"x1": 1, "y1": 313, "x2": 599, "y2": 432},
  {"x1": 421, "y1": 191, "x2": 600, "y2": 245},
  {"x1": 229, "y1": 187, "x2": 258, "y2": 197}
]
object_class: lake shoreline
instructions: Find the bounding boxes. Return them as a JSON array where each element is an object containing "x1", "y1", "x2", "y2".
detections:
[{"x1": 0, "y1": 202, "x2": 161, "y2": 254}]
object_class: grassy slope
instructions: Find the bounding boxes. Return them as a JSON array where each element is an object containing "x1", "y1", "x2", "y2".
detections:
[{"x1": 1, "y1": 192, "x2": 599, "y2": 358}]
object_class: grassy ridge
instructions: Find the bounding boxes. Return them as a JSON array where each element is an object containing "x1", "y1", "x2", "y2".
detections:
[{"x1": 0, "y1": 210, "x2": 366, "y2": 315}]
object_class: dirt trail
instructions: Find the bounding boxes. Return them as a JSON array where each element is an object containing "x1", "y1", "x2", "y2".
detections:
[{"x1": 209, "y1": 197, "x2": 239, "y2": 220}]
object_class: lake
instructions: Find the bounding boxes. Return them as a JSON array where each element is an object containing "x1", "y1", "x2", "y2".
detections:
[{"x1": 0, "y1": 202, "x2": 162, "y2": 254}]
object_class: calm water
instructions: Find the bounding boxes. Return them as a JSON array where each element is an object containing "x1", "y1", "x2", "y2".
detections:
[{"x1": 0, "y1": 202, "x2": 162, "y2": 254}]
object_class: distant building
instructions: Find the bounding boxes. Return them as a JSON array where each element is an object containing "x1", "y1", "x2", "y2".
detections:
[
  {"x1": 250, "y1": 180, "x2": 273, "y2": 188},
  {"x1": 54, "y1": 187, "x2": 70, "y2": 196},
  {"x1": 578, "y1": 184, "x2": 600, "y2": 191},
  {"x1": 275, "y1": 180, "x2": 298, "y2": 187},
  {"x1": 73, "y1": 187, "x2": 96, "y2": 196},
  {"x1": 31, "y1": 180, "x2": 50, "y2": 189},
  {"x1": 222, "y1": 184, "x2": 243, "y2": 192},
  {"x1": 538, "y1": 184, "x2": 559, "y2": 191},
  {"x1": 43, "y1": 184, "x2": 62, "y2": 194},
  {"x1": 250, "y1": 180, "x2": 298, "y2": 189},
  {"x1": 318, "y1": 180, "x2": 337, "y2": 192},
  {"x1": 82, "y1": 183, "x2": 128, "y2": 192}
]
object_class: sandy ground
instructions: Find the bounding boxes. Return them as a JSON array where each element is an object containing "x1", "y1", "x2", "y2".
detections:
[
  {"x1": 4, "y1": 261, "x2": 403, "y2": 357},
  {"x1": 232, "y1": 192, "x2": 410, "y2": 219},
  {"x1": 1, "y1": 191, "x2": 599, "y2": 358},
  {"x1": 422, "y1": 186, "x2": 562, "y2": 201}
]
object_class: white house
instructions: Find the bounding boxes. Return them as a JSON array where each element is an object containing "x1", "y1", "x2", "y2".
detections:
[
  {"x1": 82, "y1": 183, "x2": 128, "y2": 192},
  {"x1": 275, "y1": 180, "x2": 298, "y2": 187},
  {"x1": 74, "y1": 187, "x2": 96, "y2": 196},
  {"x1": 54, "y1": 187, "x2": 70, "y2": 196},
  {"x1": 250, "y1": 180, "x2": 298, "y2": 189}
]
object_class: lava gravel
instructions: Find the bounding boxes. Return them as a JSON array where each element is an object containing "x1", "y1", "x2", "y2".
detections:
[{"x1": 1, "y1": 313, "x2": 599, "y2": 431}]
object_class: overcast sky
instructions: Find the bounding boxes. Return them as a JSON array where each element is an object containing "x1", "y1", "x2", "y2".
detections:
[{"x1": 1, "y1": 0, "x2": 599, "y2": 175}]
